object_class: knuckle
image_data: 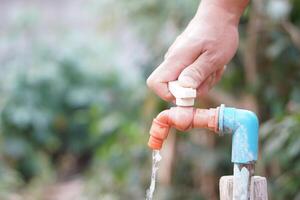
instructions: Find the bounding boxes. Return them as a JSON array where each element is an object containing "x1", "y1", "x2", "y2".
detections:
[
  {"x1": 164, "y1": 51, "x2": 170, "y2": 60},
  {"x1": 205, "y1": 51, "x2": 221, "y2": 67},
  {"x1": 166, "y1": 57, "x2": 187, "y2": 69},
  {"x1": 165, "y1": 53, "x2": 176, "y2": 62},
  {"x1": 189, "y1": 66, "x2": 205, "y2": 81},
  {"x1": 175, "y1": 34, "x2": 183, "y2": 42},
  {"x1": 146, "y1": 76, "x2": 155, "y2": 89},
  {"x1": 202, "y1": 38, "x2": 217, "y2": 50}
]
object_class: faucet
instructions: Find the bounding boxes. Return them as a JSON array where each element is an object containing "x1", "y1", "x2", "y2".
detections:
[
  {"x1": 147, "y1": 81, "x2": 259, "y2": 200},
  {"x1": 148, "y1": 105, "x2": 259, "y2": 163}
]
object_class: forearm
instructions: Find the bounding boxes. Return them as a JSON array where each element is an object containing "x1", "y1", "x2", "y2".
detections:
[{"x1": 195, "y1": 0, "x2": 249, "y2": 25}]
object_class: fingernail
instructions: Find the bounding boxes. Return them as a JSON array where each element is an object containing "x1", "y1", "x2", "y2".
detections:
[{"x1": 178, "y1": 76, "x2": 197, "y2": 88}]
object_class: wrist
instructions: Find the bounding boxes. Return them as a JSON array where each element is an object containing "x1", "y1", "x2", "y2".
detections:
[{"x1": 196, "y1": 0, "x2": 249, "y2": 26}]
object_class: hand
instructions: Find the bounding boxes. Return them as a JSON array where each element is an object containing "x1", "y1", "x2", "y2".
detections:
[{"x1": 147, "y1": 0, "x2": 248, "y2": 102}]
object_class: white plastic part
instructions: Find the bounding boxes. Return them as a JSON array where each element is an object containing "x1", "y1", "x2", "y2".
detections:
[
  {"x1": 168, "y1": 81, "x2": 196, "y2": 106},
  {"x1": 175, "y1": 98, "x2": 195, "y2": 107},
  {"x1": 168, "y1": 81, "x2": 196, "y2": 99}
]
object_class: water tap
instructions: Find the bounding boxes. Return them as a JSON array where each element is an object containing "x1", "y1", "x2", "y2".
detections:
[
  {"x1": 148, "y1": 80, "x2": 219, "y2": 149},
  {"x1": 147, "y1": 81, "x2": 259, "y2": 165},
  {"x1": 147, "y1": 81, "x2": 260, "y2": 200}
]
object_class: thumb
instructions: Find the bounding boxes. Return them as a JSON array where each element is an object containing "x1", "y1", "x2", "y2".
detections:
[{"x1": 178, "y1": 52, "x2": 217, "y2": 89}]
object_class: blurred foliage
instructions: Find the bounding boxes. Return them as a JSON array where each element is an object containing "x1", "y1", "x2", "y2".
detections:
[
  {"x1": 1, "y1": 49, "x2": 142, "y2": 177},
  {"x1": 0, "y1": 15, "x2": 149, "y2": 197},
  {"x1": 261, "y1": 114, "x2": 300, "y2": 199},
  {"x1": 0, "y1": 0, "x2": 300, "y2": 199}
]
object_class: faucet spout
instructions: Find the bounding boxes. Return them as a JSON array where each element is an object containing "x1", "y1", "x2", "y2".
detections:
[{"x1": 148, "y1": 107, "x2": 219, "y2": 150}]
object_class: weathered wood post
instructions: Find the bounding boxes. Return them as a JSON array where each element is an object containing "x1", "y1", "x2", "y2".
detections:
[{"x1": 220, "y1": 175, "x2": 268, "y2": 200}]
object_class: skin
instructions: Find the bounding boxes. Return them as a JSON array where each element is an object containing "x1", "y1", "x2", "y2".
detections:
[{"x1": 147, "y1": 0, "x2": 249, "y2": 102}]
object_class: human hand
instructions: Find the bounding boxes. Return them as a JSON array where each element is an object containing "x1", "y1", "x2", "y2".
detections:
[{"x1": 147, "y1": 0, "x2": 248, "y2": 102}]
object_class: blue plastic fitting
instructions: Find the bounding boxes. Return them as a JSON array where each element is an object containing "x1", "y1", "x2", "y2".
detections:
[{"x1": 218, "y1": 104, "x2": 259, "y2": 164}]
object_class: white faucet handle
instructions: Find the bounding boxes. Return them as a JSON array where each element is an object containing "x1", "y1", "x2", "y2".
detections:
[
  {"x1": 175, "y1": 98, "x2": 195, "y2": 107},
  {"x1": 168, "y1": 81, "x2": 196, "y2": 106}
]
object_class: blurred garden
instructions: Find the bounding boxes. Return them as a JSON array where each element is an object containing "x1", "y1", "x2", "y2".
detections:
[{"x1": 0, "y1": 0, "x2": 299, "y2": 199}]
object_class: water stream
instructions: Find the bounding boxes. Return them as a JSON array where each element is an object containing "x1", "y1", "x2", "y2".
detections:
[{"x1": 146, "y1": 150, "x2": 162, "y2": 200}]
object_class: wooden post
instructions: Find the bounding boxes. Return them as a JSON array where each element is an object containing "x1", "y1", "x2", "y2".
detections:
[{"x1": 220, "y1": 176, "x2": 268, "y2": 200}]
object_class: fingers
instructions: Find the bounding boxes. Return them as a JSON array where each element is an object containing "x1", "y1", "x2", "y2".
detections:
[
  {"x1": 215, "y1": 65, "x2": 226, "y2": 84},
  {"x1": 147, "y1": 36, "x2": 202, "y2": 102},
  {"x1": 146, "y1": 59, "x2": 187, "y2": 102},
  {"x1": 197, "y1": 65, "x2": 226, "y2": 97},
  {"x1": 196, "y1": 73, "x2": 215, "y2": 97},
  {"x1": 164, "y1": 35, "x2": 183, "y2": 60},
  {"x1": 178, "y1": 51, "x2": 218, "y2": 89}
]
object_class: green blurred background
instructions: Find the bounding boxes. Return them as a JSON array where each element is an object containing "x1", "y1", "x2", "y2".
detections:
[{"x1": 0, "y1": 0, "x2": 299, "y2": 199}]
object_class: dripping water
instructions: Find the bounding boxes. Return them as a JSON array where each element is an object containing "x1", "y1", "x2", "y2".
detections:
[{"x1": 146, "y1": 150, "x2": 162, "y2": 200}]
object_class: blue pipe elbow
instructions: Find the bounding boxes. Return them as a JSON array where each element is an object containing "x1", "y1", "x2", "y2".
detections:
[{"x1": 218, "y1": 105, "x2": 259, "y2": 164}]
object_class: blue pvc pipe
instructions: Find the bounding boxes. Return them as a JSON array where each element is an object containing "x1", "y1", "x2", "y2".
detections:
[{"x1": 218, "y1": 105, "x2": 259, "y2": 164}]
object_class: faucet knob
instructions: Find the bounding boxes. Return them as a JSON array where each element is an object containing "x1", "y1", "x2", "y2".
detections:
[{"x1": 168, "y1": 81, "x2": 196, "y2": 106}]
